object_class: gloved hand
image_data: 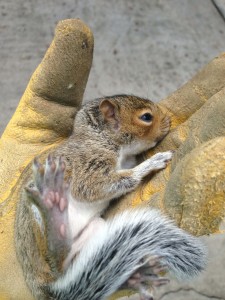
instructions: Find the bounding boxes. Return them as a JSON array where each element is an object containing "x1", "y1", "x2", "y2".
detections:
[{"x1": 0, "y1": 19, "x2": 224, "y2": 299}]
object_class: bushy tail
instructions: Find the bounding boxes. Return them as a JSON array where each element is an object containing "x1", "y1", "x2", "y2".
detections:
[{"x1": 51, "y1": 209, "x2": 206, "y2": 300}]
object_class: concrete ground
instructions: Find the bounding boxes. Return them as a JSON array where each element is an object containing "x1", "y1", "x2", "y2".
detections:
[{"x1": 0, "y1": 0, "x2": 225, "y2": 299}]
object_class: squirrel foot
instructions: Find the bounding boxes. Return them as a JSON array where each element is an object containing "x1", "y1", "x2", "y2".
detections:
[
  {"x1": 26, "y1": 155, "x2": 70, "y2": 240},
  {"x1": 122, "y1": 256, "x2": 169, "y2": 300}
]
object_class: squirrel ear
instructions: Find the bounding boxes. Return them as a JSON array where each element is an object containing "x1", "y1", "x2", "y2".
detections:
[
  {"x1": 99, "y1": 99, "x2": 117, "y2": 121},
  {"x1": 99, "y1": 99, "x2": 119, "y2": 130}
]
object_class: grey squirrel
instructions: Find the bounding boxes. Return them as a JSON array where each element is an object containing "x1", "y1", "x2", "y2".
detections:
[{"x1": 15, "y1": 95, "x2": 206, "y2": 300}]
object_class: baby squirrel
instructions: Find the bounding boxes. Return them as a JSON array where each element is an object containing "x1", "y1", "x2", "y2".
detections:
[{"x1": 15, "y1": 95, "x2": 206, "y2": 300}]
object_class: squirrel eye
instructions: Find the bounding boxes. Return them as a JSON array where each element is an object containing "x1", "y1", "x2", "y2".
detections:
[{"x1": 140, "y1": 113, "x2": 153, "y2": 122}]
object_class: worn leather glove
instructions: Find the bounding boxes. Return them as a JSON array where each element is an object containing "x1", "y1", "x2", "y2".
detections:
[
  {"x1": 0, "y1": 19, "x2": 224, "y2": 299},
  {"x1": 0, "y1": 19, "x2": 94, "y2": 299},
  {"x1": 108, "y1": 52, "x2": 225, "y2": 237}
]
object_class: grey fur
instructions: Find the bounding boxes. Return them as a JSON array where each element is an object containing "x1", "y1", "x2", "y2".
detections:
[
  {"x1": 14, "y1": 96, "x2": 206, "y2": 299},
  {"x1": 51, "y1": 209, "x2": 206, "y2": 300}
]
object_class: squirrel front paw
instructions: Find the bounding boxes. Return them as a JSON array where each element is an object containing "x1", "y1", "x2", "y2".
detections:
[
  {"x1": 148, "y1": 151, "x2": 173, "y2": 170},
  {"x1": 25, "y1": 155, "x2": 70, "y2": 239},
  {"x1": 134, "y1": 151, "x2": 173, "y2": 179}
]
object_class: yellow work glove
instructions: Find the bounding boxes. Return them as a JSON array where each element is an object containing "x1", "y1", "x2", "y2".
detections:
[
  {"x1": 107, "y1": 52, "x2": 225, "y2": 237},
  {"x1": 0, "y1": 19, "x2": 224, "y2": 300},
  {"x1": 0, "y1": 19, "x2": 93, "y2": 299}
]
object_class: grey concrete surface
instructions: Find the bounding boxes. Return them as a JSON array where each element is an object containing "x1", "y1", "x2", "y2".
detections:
[
  {"x1": 0, "y1": 0, "x2": 225, "y2": 299},
  {"x1": 213, "y1": 0, "x2": 225, "y2": 19},
  {"x1": 1, "y1": 0, "x2": 225, "y2": 134}
]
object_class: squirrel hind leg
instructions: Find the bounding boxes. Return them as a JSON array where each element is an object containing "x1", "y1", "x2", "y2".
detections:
[
  {"x1": 120, "y1": 256, "x2": 169, "y2": 300},
  {"x1": 28, "y1": 156, "x2": 107, "y2": 272},
  {"x1": 27, "y1": 155, "x2": 71, "y2": 247}
]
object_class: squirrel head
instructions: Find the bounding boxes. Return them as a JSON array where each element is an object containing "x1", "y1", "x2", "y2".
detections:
[{"x1": 99, "y1": 95, "x2": 170, "y2": 150}]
